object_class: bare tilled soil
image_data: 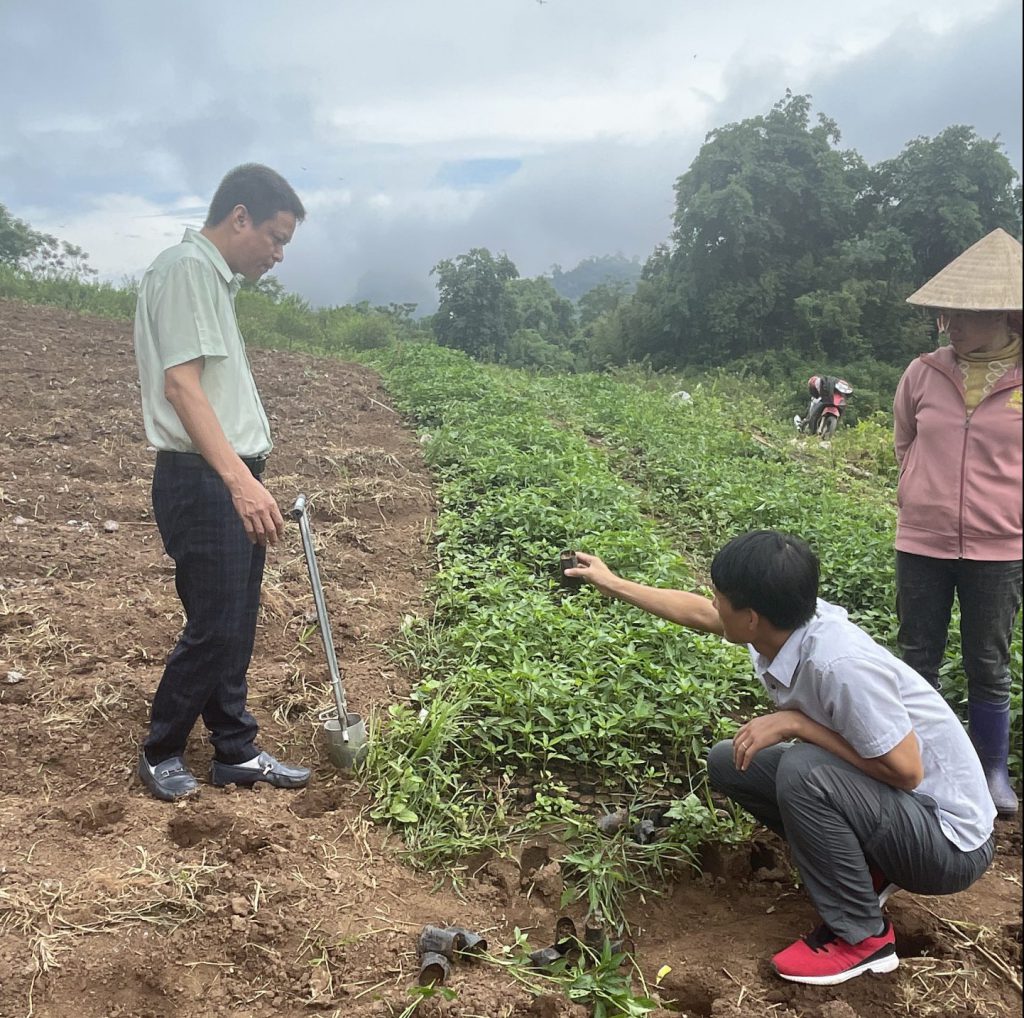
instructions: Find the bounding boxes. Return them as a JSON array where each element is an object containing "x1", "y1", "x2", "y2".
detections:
[{"x1": 0, "y1": 299, "x2": 1020, "y2": 1018}]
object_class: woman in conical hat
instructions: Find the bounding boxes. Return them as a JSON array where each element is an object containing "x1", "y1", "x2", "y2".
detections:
[{"x1": 894, "y1": 227, "x2": 1022, "y2": 819}]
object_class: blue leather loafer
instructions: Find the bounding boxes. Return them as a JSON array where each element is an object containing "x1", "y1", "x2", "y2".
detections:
[
  {"x1": 138, "y1": 753, "x2": 199, "y2": 801},
  {"x1": 210, "y1": 752, "x2": 311, "y2": 789}
]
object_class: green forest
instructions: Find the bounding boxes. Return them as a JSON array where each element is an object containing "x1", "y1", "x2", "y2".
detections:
[{"x1": 428, "y1": 94, "x2": 1022, "y2": 383}]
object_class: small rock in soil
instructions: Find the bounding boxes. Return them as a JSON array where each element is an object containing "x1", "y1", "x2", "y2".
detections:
[{"x1": 525, "y1": 860, "x2": 563, "y2": 900}]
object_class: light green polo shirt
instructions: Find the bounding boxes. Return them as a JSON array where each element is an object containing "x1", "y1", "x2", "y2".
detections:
[{"x1": 134, "y1": 229, "x2": 273, "y2": 458}]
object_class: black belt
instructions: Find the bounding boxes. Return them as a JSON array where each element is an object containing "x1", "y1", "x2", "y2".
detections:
[{"x1": 155, "y1": 450, "x2": 268, "y2": 476}]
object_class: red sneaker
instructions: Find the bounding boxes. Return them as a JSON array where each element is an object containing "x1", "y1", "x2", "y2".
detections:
[
  {"x1": 772, "y1": 920, "x2": 898, "y2": 985},
  {"x1": 869, "y1": 863, "x2": 899, "y2": 907}
]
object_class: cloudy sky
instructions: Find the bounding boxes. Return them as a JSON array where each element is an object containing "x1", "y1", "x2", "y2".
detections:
[{"x1": 2, "y1": 0, "x2": 1021, "y2": 312}]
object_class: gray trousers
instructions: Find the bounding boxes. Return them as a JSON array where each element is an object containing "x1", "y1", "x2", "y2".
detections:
[{"x1": 707, "y1": 740, "x2": 994, "y2": 944}]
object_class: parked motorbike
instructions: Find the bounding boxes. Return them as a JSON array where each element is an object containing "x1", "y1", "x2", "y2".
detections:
[{"x1": 794, "y1": 375, "x2": 853, "y2": 440}]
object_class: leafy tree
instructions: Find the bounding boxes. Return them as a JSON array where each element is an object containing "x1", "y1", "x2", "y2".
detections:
[
  {"x1": 578, "y1": 280, "x2": 632, "y2": 329},
  {"x1": 658, "y1": 91, "x2": 868, "y2": 363},
  {"x1": 374, "y1": 302, "x2": 433, "y2": 344},
  {"x1": 506, "y1": 276, "x2": 575, "y2": 344},
  {"x1": 505, "y1": 328, "x2": 574, "y2": 371},
  {"x1": 604, "y1": 95, "x2": 1022, "y2": 371},
  {"x1": 344, "y1": 314, "x2": 395, "y2": 351},
  {"x1": 578, "y1": 303, "x2": 632, "y2": 370},
  {"x1": 0, "y1": 203, "x2": 40, "y2": 264},
  {"x1": 431, "y1": 248, "x2": 519, "y2": 361},
  {"x1": 377, "y1": 301, "x2": 419, "y2": 322},
  {"x1": 237, "y1": 290, "x2": 318, "y2": 349},
  {"x1": 823, "y1": 227, "x2": 926, "y2": 362},
  {"x1": 241, "y1": 274, "x2": 286, "y2": 302},
  {"x1": 1, "y1": 202, "x2": 96, "y2": 279},
  {"x1": 872, "y1": 125, "x2": 1022, "y2": 283},
  {"x1": 599, "y1": 250, "x2": 690, "y2": 367},
  {"x1": 549, "y1": 254, "x2": 642, "y2": 301},
  {"x1": 793, "y1": 287, "x2": 867, "y2": 359}
]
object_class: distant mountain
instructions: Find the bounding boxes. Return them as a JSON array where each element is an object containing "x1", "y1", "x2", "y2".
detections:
[{"x1": 547, "y1": 254, "x2": 643, "y2": 302}]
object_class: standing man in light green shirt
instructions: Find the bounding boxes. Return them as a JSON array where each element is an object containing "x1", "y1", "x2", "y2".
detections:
[{"x1": 133, "y1": 163, "x2": 312, "y2": 801}]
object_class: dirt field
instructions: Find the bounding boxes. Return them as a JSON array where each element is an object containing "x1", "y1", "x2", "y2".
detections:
[{"x1": 0, "y1": 299, "x2": 1020, "y2": 1018}]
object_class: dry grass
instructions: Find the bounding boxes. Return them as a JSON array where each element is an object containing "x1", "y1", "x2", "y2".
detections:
[
  {"x1": 718, "y1": 964, "x2": 788, "y2": 1014},
  {"x1": 0, "y1": 847, "x2": 225, "y2": 1016},
  {"x1": 326, "y1": 445, "x2": 412, "y2": 479},
  {"x1": 298, "y1": 925, "x2": 339, "y2": 1002},
  {"x1": 40, "y1": 680, "x2": 129, "y2": 727},
  {"x1": 919, "y1": 905, "x2": 1023, "y2": 993},
  {"x1": 0, "y1": 595, "x2": 79, "y2": 668},
  {"x1": 271, "y1": 670, "x2": 329, "y2": 730},
  {"x1": 286, "y1": 456, "x2": 430, "y2": 532},
  {"x1": 891, "y1": 904, "x2": 1022, "y2": 1018},
  {"x1": 0, "y1": 847, "x2": 224, "y2": 938},
  {"x1": 894, "y1": 958, "x2": 1012, "y2": 1017}
]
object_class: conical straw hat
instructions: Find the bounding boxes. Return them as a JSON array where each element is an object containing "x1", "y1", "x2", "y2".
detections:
[{"x1": 906, "y1": 228, "x2": 1022, "y2": 310}]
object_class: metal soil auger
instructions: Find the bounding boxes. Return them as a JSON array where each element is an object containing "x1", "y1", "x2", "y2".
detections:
[{"x1": 291, "y1": 494, "x2": 369, "y2": 771}]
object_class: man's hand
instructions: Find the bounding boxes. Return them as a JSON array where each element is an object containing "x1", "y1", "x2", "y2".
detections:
[
  {"x1": 732, "y1": 711, "x2": 802, "y2": 770},
  {"x1": 564, "y1": 551, "x2": 620, "y2": 595},
  {"x1": 733, "y1": 710, "x2": 924, "y2": 790},
  {"x1": 163, "y1": 359, "x2": 283, "y2": 546},
  {"x1": 565, "y1": 550, "x2": 725, "y2": 635},
  {"x1": 229, "y1": 471, "x2": 285, "y2": 546}
]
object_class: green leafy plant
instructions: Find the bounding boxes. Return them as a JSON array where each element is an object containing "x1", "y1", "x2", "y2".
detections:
[
  {"x1": 358, "y1": 341, "x2": 1019, "y2": 917},
  {"x1": 393, "y1": 984, "x2": 458, "y2": 1018}
]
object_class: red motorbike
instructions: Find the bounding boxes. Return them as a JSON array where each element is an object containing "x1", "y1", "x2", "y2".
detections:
[{"x1": 794, "y1": 375, "x2": 853, "y2": 440}]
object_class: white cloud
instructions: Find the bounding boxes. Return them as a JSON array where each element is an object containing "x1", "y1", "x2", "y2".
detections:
[
  {"x1": 24, "y1": 194, "x2": 204, "y2": 283},
  {"x1": 326, "y1": 85, "x2": 718, "y2": 147},
  {"x1": 299, "y1": 187, "x2": 355, "y2": 213}
]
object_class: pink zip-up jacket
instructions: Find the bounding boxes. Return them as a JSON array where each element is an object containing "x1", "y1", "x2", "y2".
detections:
[{"x1": 894, "y1": 345, "x2": 1022, "y2": 560}]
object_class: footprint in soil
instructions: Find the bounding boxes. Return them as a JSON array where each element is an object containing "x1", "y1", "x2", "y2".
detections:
[
  {"x1": 287, "y1": 784, "x2": 348, "y2": 818},
  {"x1": 166, "y1": 804, "x2": 272, "y2": 855},
  {"x1": 167, "y1": 806, "x2": 234, "y2": 848},
  {"x1": 62, "y1": 797, "x2": 128, "y2": 834}
]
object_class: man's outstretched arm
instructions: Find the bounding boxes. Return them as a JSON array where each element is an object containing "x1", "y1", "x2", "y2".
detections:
[{"x1": 566, "y1": 551, "x2": 725, "y2": 636}]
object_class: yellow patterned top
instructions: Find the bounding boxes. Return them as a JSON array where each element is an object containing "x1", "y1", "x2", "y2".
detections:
[{"x1": 957, "y1": 334, "x2": 1022, "y2": 412}]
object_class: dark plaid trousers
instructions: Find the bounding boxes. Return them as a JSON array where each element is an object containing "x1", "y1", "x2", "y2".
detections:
[{"x1": 144, "y1": 453, "x2": 266, "y2": 765}]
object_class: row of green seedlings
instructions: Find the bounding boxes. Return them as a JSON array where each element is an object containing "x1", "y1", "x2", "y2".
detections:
[
  {"x1": 518, "y1": 371, "x2": 1022, "y2": 776},
  {"x1": 526, "y1": 372, "x2": 897, "y2": 624},
  {"x1": 361, "y1": 343, "x2": 758, "y2": 914}
]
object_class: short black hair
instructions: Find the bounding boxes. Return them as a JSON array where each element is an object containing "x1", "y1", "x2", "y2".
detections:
[
  {"x1": 710, "y1": 530, "x2": 818, "y2": 630},
  {"x1": 205, "y1": 163, "x2": 306, "y2": 228}
]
